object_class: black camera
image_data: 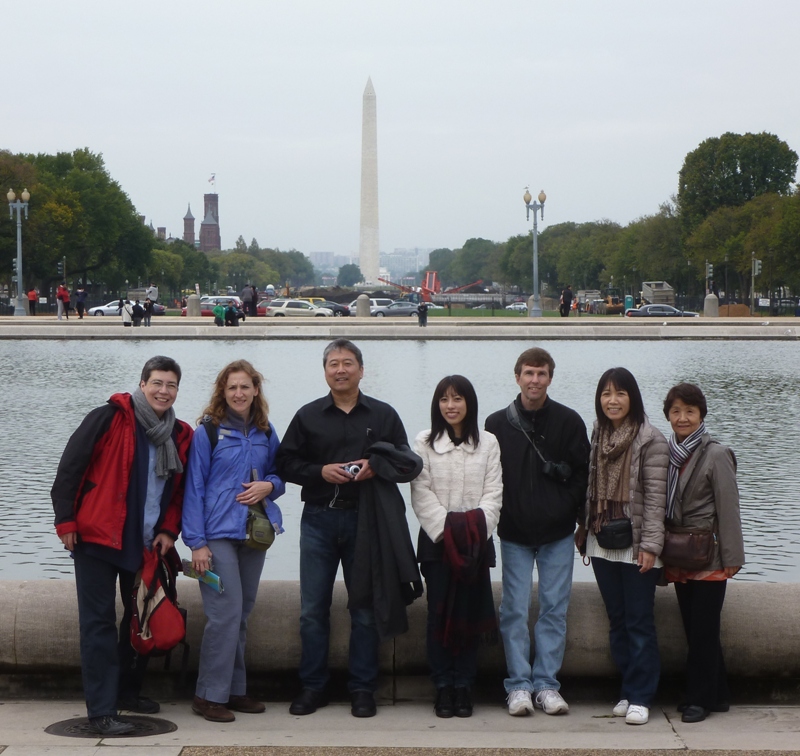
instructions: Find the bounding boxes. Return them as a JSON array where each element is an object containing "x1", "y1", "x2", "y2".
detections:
[{"x1": 541, "y1": 459, "x2": 572, "y2": 483}]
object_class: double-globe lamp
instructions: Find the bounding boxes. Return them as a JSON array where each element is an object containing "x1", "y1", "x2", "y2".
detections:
[
  {"x1": 524, "y1": 188, "x2": 547, "y2": 318},
  {"x1": 7, "y1": 188, "x2": 31, "y2": 317}
]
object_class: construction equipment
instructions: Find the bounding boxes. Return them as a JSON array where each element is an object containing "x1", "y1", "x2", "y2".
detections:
[{"x1": 377, "y1": 272, "x2": 483, "y2": 302}]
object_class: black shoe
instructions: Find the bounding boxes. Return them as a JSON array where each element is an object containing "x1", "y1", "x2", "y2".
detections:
[
  {"x1": 678, "y1": 701, "x2": 729, "y2": 713},
  {"x1": 289, "y1": 689, "x2": 328, "y2": 716},
  {"x1": 681, "y1": 704, "x2": 709, "y2": 723},
  {"x1": 118, "y1": 696, "x2": 160, "y2": 714},
  {"x1": 89, "y1": 715, "x2": 135, "y2": 736},
  {"x1": 351, "y1": 690, "x2": 377, "y2": 718},
  {"x1": 434, "y1": 686, "x2": 455, "y2": 718},
  {"x1": 454, "y1": 686, "x2": 473, "y2": 718}
]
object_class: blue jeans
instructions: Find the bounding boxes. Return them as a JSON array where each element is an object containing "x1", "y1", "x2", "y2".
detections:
[
  {"x1": 592, "y1": 557, "x2": 661, "y2": 707},
  {"x1": 196, "y1": 539, "x2": 266, "y2": 703},
  {"x1": 499, "y1": 534, "x2": 574, "y2": 693},
  {"x1": 299, "y1": 504, "x2": 379, "y2": 693}
]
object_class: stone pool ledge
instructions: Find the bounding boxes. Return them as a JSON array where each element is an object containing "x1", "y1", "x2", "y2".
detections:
[{"x1": 2, "y1": 580, "x2": 798, "y2": 688}]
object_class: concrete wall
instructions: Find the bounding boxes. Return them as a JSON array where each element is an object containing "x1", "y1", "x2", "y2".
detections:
[{"x1": 2, "y1": 581, "x2": 798, "y2": 679}]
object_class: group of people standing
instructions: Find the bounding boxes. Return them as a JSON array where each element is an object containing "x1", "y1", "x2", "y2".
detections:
[{"x1": 51, "y1": 342, "x2": 743, "y2": 736}]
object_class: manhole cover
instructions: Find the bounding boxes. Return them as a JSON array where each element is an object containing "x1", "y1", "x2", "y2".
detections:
[{"x1": 45, "y1": 715, "x2": 178, "y2": 738}]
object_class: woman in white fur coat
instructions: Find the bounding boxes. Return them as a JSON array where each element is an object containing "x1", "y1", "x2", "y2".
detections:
[{"x1": 410, "y1": 375, "x2": 503, "y2": 720}]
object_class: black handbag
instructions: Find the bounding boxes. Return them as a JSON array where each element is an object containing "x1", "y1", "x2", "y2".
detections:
[{"x1": 595, "y1": 518, "x2": 633, "y2": 550}]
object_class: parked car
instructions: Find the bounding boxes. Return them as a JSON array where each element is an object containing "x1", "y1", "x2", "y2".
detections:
[
  {"x1": 296, "y1": 297, "x2": 326, "y2": 306},
  {"x1": 262, "y1": 299, "x2": 334, "y2": 317},
  {"x1": 371, "y1": 301, "x2": 420, "y2": 317},
  {"x1": 181, "y1": 296, "x2": 245, "y2": 318},
  {"x1": 624, "y1": 304, "x2": 699, "y2": 318},
  {"x1": 317, "y1": 300, "x2": 350, "y2": 317},
  {"x1": 505, "y1": 302, "x2": 528, "y2": 312},
  {"x1": 348, "y1": 297, "x2": 394, "y2": 315},
  {"x1": 89, "y1": 300, "x2": 127, "y2": 316}
]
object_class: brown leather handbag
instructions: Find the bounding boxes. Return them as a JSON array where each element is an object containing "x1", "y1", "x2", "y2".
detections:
[{"x1": 661, "y1": 524, "x2": 715, "y2": 570}]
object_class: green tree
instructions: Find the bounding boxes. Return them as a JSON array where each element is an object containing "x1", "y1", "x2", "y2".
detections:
[
  {"x1": 678, "y1": 132, "x2": 798, "y2": 235},
  {"x1": 248, "y1": 238, "x2": 260, "y2": 255},
  {"x1": 449, "y1": 238, "x2": 500, "y2": 285},
  {"x1": 337, "y1": 263, "x2": 362, "y2": 287},
  {"x1": 427, "y1": 248, "x2": 456, "y2": 286},
  {"x1": 234, "y1": 235, "x2": 248, "y2": 253}
]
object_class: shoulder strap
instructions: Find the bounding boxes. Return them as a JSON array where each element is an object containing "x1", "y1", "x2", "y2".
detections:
[
  {"x1": 505, "y1": 401, "x2": 548, "y2": 465},
  {"x1": 201, "y1": 416, "x2": 219, "y2": 451}
]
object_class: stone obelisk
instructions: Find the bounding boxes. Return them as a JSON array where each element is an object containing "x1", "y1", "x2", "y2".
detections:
[{"x1": 358, "y1": 77, "x2": 379, "y2": 284}]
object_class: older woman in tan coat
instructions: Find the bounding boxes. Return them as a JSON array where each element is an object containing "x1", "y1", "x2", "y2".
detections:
[
  {"x1": 662, "y1": 382, "x2": 744, "y2": 724},
  {"x1": 576, "y1": 368, "x2": 668, "y2": 726}
]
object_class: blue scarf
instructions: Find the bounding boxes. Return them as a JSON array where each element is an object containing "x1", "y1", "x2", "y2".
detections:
[{"x1": 666, "y1": 422, "x2": 706, "y2": 519}]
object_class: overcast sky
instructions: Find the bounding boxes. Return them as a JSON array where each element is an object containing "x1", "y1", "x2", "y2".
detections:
[{"x1": 5, "y1": 1, "x2": 799, "y2": 257}]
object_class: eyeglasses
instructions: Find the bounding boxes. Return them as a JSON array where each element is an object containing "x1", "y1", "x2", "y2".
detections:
[{"x1": 148, "y1": 379, "x2": 179, "y2": 393}]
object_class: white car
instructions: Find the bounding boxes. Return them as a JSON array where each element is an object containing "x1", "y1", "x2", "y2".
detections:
[
  {"x1": 263, "y1": 299, "x2": 334, "y2": 317},
  {"x1": 505, "y1": 302, "x2": 528, "y2": 312},
  {"x1": 89, "y1": 300, "x2": 128, "y2": 316},
  {"x1": 348, "y1": 298, "x2": 394, "y2": 315}
]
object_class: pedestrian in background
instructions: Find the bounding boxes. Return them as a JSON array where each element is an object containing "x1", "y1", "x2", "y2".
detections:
[
  {"x1": 143, "y1": 298, "x2": 154, "y2": 327},
  {"x1": 76, "y1": 286, "x2": 88, "y2": 319},
  {"x1": 27, "y1": 287, "x2": 37, "y2": 316}
]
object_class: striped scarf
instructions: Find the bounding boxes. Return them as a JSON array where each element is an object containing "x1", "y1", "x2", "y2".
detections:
[{"x1": 666, "y1": 422, "x2": 706, "y2": 518}]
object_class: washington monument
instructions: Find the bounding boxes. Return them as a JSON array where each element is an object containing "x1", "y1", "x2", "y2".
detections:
[{"x1": 358, "y1": 77, "x2": 379, "y2": 284}]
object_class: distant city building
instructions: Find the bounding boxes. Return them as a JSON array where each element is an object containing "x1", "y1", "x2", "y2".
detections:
[{"x1": 380, "y1": 247, "x2": 433, "y2": 281}]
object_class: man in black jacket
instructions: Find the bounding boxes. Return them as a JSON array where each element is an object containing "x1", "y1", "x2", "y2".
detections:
[
  {"x1": 485, "y1": 347, "x2": 589, "y2": 718},
  {"x1": 276, "y1": 339, "x2": 412, "y2": 719}
]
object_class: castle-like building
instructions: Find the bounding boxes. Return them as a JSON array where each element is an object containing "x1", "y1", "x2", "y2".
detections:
[{"x1": 183, "y1": 193, "x2": 221, "y2": 251}]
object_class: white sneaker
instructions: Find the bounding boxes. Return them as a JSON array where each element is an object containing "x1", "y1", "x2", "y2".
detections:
[
  {"x1": 625, "y1": 704, "x2": 649, "y2": 725},
  {"x1": 534, "y1": 689, "x2": 569, "y2": 715},
  {"x1": 507, "y1": 689, "x2": 534, "y2": 716},
  {"x1": 612, "y1": 699, "x2": 629, "y2": 717}
]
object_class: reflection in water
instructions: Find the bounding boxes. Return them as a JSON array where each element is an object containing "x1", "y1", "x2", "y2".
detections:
[{"x1": 2, "y1": 339, "x2": 799, "y2": 582}]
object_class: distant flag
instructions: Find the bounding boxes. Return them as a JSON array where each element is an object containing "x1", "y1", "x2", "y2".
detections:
[{"x1": 208, "y1": 173, "x2": 216, "y2": 185}]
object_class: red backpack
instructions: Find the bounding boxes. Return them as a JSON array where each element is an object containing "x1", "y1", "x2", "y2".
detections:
[{"x1": 130, "y1": 546, "x2": 186, "y2": 655}]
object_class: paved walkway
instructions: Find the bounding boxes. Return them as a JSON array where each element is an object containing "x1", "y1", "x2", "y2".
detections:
[
  {"x1": 1, "y1": 698, "x2": 798, "y2": 754},
  {"x1": 1, "y1": 314, "x2": 799, "y2": 340}
]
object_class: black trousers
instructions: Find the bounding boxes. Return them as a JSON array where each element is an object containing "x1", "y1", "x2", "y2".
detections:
[
  {"x1": 73, "y1": 548, "x2": 148, "y2": 718},
  {"x1": 674, "y1": 579, "x2": 729, "y2": 709}
]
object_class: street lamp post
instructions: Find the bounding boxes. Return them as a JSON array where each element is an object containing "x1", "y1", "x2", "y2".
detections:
[
  {"x1": 524, "y1": 188, "x2": 547, "y2": 317},
  {"x1": 7, "y1": 188, "x2": 30, "y2": 316}
]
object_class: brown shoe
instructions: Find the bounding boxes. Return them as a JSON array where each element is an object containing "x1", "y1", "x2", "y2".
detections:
[
  {"x1": 227, "y1": 695, "x2": 266, "y2": 714},
  {"x1": 192, "y1": 696, "x2": 236, "y2": 722}
]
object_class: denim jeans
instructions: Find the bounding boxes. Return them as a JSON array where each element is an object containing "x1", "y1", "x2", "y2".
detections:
[
  {"x1": 299, "y1": 504, "x2": 379, "y2": 693},
  {"x1": 421, "y1": 560, "x2": 479, "y2": 689},
  {"x1": 591, "y1": 557, "x2": 661, "y2": 707},
  {"x1": 196, "y1": 539, "x2": 266, "y2": 703},
  {"x1": 73, "y1": 548, "x2": 147, "y2": 718},
  {"x1": 499, "y1": 534, "x2": 574, "y2": 693}
]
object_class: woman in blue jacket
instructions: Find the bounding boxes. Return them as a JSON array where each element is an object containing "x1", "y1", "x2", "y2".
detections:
[{"x1": 183, "y1": 360, "x2": 284, "y2": 722}]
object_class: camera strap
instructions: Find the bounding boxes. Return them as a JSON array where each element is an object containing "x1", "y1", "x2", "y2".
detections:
[{"x1": 506, "y1": 401, "x2": 551, "y2": 467}]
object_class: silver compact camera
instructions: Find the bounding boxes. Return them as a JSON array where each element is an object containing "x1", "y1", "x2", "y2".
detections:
[{"x1": 342, "y1": 464, "x2": 361, "y2": 476}]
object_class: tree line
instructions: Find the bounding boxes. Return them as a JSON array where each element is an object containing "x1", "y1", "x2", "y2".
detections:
[
  {"x1": 426, "y1": 132, "x2": 799, "y2": 301},
  {"x1": 3, "y1": 132, "x2": 798, "y2": 303}
]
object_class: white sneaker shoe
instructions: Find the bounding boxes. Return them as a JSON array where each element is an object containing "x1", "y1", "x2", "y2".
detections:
[
  {"x1": 507, "y1": 689, "x2": 534, "y2": 716},
  {"x1": 613, "y1": 699, "x2": 629, "y2": 717},
  {"x1": 625, "y1": 704, "x2": 649, "y2": 725},
  {"x1": 534, "y1": 689, "x2": 569, "y2": 715}
]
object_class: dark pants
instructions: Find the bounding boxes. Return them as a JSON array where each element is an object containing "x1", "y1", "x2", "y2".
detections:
[
  {"x1": 421, "y1": 560, "x2": 478, "y2": 689},
  {"x1": 674, "y1": 579, "x2": 729, "y2": 709},
  {"x1": 592, "y1": 557, "x2": 661, "y2": 707},
  {"x1": 77, "y1": 302, "x2": 86, "y2": 318},
  {"x1": 299, "y1": 504, "x2": 379, "y2": 693},
  {"x1": 73, "y1": 548, "x2": 147, "y2": 718},
  {"x1": 28, "y1": 300, "x2": 36, "y2": 316}
]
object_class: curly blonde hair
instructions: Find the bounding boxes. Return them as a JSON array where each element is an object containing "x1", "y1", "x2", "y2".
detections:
[{"x1": 199, "y1": 360, "x2": 270, "y2": 431}]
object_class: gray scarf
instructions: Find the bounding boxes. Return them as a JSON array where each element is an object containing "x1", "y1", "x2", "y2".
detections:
[{"x1": 131, "y1": 388, "x2": 184, "y2": 479}]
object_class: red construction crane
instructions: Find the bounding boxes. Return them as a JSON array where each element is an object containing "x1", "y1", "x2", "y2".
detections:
[{"x1": 378, "y1": 272, "x2": 482, "y2": 302}]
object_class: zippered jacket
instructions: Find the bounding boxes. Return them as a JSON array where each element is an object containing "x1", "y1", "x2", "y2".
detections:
[
  {"x1": 52, "y1": 393, "x2": 192, "y2": 547},
  {"x1": 181, "y1": 419, "x2": 285, "y2": 549}
]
